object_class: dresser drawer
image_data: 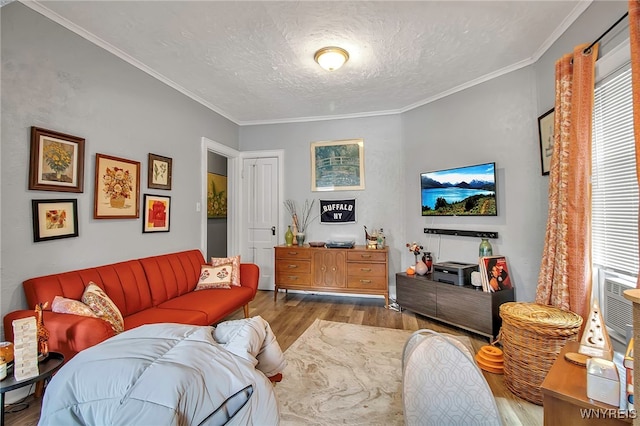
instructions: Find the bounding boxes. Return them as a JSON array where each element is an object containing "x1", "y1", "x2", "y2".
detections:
[
  {"x1": 346, "y1": 263, "x2": 386, "y2": 277},
  {"x1": 347, "y1": 250, "x2": 387, "y2": 263},
  {"x1": 347, "y1": 275, "x2": 387, "y2": 290},
  {"x1": 275, "y1": 247, "x2": 311, "y2": 260},
  {"x1": 275, "y1": 272, "x2": 311, "y2": 286},
  {"x1": 275, "y1": 259, "x2": 311, "y2": 273}
]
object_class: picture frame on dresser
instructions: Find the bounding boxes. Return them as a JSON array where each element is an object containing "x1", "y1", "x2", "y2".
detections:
[
  {"x1": 31, "y1": 199, "x2": 79, "y2": 242},
  {"x1": 29, "y1": 127, "x2": 85, "y2": 193},
  {"x1": 311, "y1": 138, "x2": 365, "y2": 192}
]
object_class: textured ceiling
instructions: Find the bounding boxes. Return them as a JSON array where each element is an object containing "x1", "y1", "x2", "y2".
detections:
[{"x1": 24, "y1": 1, "x2": 589, "y2": 125}]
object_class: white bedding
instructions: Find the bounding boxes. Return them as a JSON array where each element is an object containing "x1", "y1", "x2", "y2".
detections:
[{"x1": 38, "y1": 323, "x2": 279, "y2": 425}]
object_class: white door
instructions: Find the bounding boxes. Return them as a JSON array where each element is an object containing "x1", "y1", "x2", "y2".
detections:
[{"x1": 242, "y1": 157, "x2": 279, "y2": 290}]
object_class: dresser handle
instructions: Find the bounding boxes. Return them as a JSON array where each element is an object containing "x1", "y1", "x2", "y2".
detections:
[
  {"x1": 360, "y1": 268, "x2": 372, "y2": 272},
  {"x1": 360, "y1": 279, "x2": 372, "y2": 284},
  {"x1": 288, "y1": 265, "x2": 298, "y2": 269},
  {"x1": 360, "y1": 254, "x2": 372, "y2": 258},
  {"x1": 287, "y1": 276, "x2": 298, "y2": 280},
  {"x1": 288, "y1": 251, "x2": 298, "y2": 255}
]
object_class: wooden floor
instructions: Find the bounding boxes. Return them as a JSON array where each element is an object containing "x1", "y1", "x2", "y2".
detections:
[{"x1": 4, "y1": 290, "x2": 543, "y2": 425}]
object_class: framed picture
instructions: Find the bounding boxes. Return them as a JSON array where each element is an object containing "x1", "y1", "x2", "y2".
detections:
[
  {"x1": 147, "y1": 153, "x2": 172, "y2": 190},
  {"x1": 207, "y1": 173, "x2": 228, "y2": 218},
  {"x1": 94, "y1": 153, "x2": 140, "y2": 219},
  {"x1": 29, "y1": 127, "x2": 85, "y2": 192},
  {"x1": 142, "y1": 194, "x2": 171, "y2": 233},
  {"x1": 311, "y1": 138, "x2": 365, "y2": 191},
  {"x1": 31, "y1": 199, "x2": 79, "y2": 242},
  {"x1": 538, "y1": 108, "x2": 555, "y2": 176}
]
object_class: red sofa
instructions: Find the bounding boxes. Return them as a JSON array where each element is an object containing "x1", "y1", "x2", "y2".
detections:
[{"x1": 3, "y1": 249, "x2": 259, "y2": 362}]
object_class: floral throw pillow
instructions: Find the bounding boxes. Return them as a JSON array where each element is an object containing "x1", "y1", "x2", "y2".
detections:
[
  {"x1": 81, "y1": 282, "x2": 124, "y2": 334},
  {"x1": 51, "y1": 295, "x2": 98, "y2": 318},
  {"x1": 195, "y1": 264, "x2": 233, "y2": 290},
  {"x1": 211, "y1": 255, "x2": 240, "y2": 287}
]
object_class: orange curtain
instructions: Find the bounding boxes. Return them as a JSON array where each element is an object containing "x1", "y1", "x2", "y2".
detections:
[
  {"x1": 536, "y1": 43, "x2": 599, "y2": 324},
  {"x1": 630, "y1": 0, "x2": 640, "y2": 288}
]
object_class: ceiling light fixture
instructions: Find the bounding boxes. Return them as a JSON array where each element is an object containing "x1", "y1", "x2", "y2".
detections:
[{"x1": 314, "y1": 46, "x2": 349, "y2": 71}]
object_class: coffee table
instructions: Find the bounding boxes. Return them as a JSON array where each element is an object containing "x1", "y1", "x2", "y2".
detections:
[{"x1": 0, "y1": 352, "x2": 64, "y2": 426}]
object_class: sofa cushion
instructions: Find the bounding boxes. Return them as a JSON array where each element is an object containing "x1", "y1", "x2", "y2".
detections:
[
  {"x1": 211, "y1": 255, "x2": 241, "y2": 287},
  {"x1": 140, "y1": 250, "x2": 205, "y2": 305},
  {"x1": 195, "y1": 264, "x2": 232, "y2": 290},
  {"x1": 52, "y1": 296, "x2": 97, "y2": 318},
  {"x1": 124, "y1": 307, "x2": 209, "y2": 330},
  {"x1": 157, "y1": 286, "x2": 254, "y2": 324},
  {"x1": 82, "y1": 283, "x2": 124, "y2": 334}
]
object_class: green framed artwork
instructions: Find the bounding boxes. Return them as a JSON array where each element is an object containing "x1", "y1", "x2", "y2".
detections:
[{"x1": 207, "y1": 173, "x2": 227, "y2": 218}]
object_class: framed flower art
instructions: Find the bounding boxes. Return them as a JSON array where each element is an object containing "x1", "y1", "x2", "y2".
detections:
[
  {"x1": 94, "y1": 154, "x2": 140, "y2": 219},
  {"x1": 143, "y1": 194, "x2": 171, "y2": 233},
  {"x1": 32, "y1": 199, "x2": 79, "y2": 242},
  {"x1": 29, "y1": 127, "x2": 85, "y2": 193}
]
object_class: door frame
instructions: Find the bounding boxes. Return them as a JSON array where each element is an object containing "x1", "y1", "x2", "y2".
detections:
[
  {"x1": 239, "y1": 150, "x2": 285, "y2": 265},
  {"x1": 200, "y1": 137, "x2": 241, "y2": 257}
]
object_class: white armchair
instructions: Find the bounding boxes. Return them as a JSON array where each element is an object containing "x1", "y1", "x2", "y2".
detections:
[{"x1": 402, "y1": 329, "x2": 502, "y2": 426}]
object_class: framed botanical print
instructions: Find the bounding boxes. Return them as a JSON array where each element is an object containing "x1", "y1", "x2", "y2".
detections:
[
  {"x1": 311, "y1": 138, "x2": 365, "y2": 191},
  {"x1": 32, "y1": 199, "x2": 79, "y2": 242},
  {"x1": 94, "y1": 153, "x2": 140, "y2": 219},
  {"x1": 147, "y1": 153, "x2": 172, "y2": 190},
  {"x1": 142, "y1": 194, "x2": 171, "y2": 233},
  {"x1": 29, "y1": 127, "x2": 85, "y2": 193}
]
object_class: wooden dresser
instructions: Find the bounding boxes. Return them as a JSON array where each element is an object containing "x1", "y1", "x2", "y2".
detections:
[{"x1": 274, "y1": 245, "x2": 389, "y2": 306}]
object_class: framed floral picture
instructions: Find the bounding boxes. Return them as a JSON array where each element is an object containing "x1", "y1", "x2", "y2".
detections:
[
  {"x1": 143, "y1": 194, "x2": 171, "y2": 233},
  {"x1": 147, "y1": 153, "x2": 172, "y2": 190},
  {"x1": 207, "y1": 173, "x2": 227, "y2": 218},
  {"x1": 311, "y1": 138, "x2": 365, "y2": 191},
  {"x1": 94, "y1": 153, "x2": 140, "y2": 219},
  {"x1": 31, "y1": 199, "x2": 79, "y2": 242},
  {"x1": 29, "y1": 127, "x2": 85, "y2": 193}
]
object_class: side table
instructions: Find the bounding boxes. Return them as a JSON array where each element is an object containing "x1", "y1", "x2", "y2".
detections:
[
  {"x1": 0, "y1": 352, "x2": 64, "y2": 426},
  {"x1": 540, "y1": 342, "x2": 631, "y2": 425}
]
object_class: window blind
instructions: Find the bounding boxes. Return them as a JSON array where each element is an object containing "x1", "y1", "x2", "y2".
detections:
[{"x1": 592, "y1": 62, "x2": 639, "y2": 277}]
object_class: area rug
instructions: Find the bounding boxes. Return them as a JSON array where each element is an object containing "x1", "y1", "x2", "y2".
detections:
[{"x1": 274, "y1": 319, "x2": 472, "y2": 425}]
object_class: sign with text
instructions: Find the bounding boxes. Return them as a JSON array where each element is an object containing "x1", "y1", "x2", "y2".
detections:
[{"x1": 320, "y1": 199, "x2": 356, "y2": 224}]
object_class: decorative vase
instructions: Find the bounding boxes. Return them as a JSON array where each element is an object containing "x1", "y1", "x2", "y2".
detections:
[
  {"x1": 285, "y1": 226, "x2": 294, "y2": 246},
  {"x1": 422, "y1": 252, "x2": 433, "y2": 273},
  {"x1": 479, "y1": 238, "x2": 493, "y2": 257},
  {"x1": 292, "y1": 223, "x2": 299, "y2": 245},
  {"x1": 415, "y1": 260, "x2": 428, "y2": 275},
  {"x1": 110, "y1": 195, "x2": 126, "y2": 208},
  {"x1": 296, "y1": 232, "x2": 306, "y2": 246}
]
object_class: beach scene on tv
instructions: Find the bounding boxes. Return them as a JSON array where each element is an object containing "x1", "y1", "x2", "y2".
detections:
[{"x1": 421, "y1": 163, "x2": 497, "y2": 216}]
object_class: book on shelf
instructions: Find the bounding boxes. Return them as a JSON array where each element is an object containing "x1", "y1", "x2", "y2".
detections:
[{"x1": 479, "y1": 255, "x2": 513, "y2": 292}]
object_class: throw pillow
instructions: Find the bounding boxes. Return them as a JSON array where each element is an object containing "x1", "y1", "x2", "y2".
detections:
[
  {"x1": 81, "y1": 282, "x2": 124, "y2": 334},
  {"x1": 51, "y1": 295, "x2": 98, "y2": 318},
  {"x1": 195, "y1": 264, "x2": 233, "y2": 290},
  {"x1": 211, "y1": 255, "x2": 240, "y2": 287}
]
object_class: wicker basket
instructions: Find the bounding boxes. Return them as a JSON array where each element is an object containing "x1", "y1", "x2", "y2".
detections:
[{"x1": 499, "y1": 302, "x2": 583, "y2": 405}]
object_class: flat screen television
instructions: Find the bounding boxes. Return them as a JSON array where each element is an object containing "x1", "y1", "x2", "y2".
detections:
[{"x1": 421, "y1": 162, "x2": 497, "y2": 216}]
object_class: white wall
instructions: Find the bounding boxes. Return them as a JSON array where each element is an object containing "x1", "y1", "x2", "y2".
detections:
[
  {"x1": 0, "y1": 3, "x2": 238, "y2": 338},
  {"x1": 239, "y1": 115, "x2": 406, "y2": 292},
  {"x1": 403, "y1": 67, "x2": 542, "y2": 302}
]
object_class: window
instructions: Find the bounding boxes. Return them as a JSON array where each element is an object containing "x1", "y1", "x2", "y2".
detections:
[
  {"x1": 592, "y1": 61, "x2": 638, "y2": 278},
  {"x1": 591, "y1": 40, "x2": 637, "y2": 343}
]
